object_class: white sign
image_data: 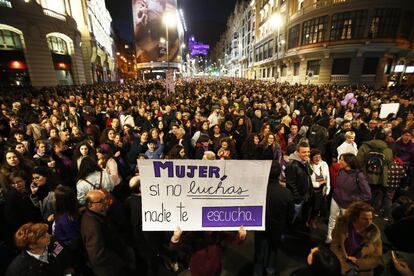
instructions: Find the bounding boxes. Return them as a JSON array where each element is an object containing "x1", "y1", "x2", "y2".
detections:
[
  {"x1": 138, "y1": 160, "x2": 272, "y2": 231},
  {"x1": 379, "y1": 103, "x2": 400, "y2": 119}
]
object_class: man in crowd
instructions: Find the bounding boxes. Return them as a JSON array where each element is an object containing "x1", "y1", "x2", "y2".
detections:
[{"x1": 81, "y1": 190, "x2": 135, "y2": 276}]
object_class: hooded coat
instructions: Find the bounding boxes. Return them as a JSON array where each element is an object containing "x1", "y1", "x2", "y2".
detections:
[
  {"x1": 357, "y1": 139, "x2": 393, "y2": 186},
  {"x1": 330, "y1": 215, "x2": 383, "y2": 276}
]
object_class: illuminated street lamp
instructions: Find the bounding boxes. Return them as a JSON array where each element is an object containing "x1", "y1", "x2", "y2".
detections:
[
  {"x1": 270, "y1": 12, "x2": 283, "y2": 80},
  {"x1": 163, "y1": 12, "x2": 177, "y2": 68}
]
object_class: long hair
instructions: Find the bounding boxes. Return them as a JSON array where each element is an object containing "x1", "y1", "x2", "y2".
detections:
[
  {"x1": 76, "y1": 156, "x2": 102, "y2": 182},
  {"x1": 340, "y1": 153, "x2": 360, "y2": 170},
  {"x1": 54, "y1": 185, "x2": 79, "y2": 221},
  {"x1": 346, "y1": 201, "x2": 375, "y2": 224},
  {"x1": 165, "y1": 144, "x2": 186, "y2": 159},
  {"x1": 72, "y1": 140, "x2": 95, "y2": 163}
]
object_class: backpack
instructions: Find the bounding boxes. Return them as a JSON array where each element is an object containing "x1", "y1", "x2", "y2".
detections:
[
  {"x1": 308, "y1": 124, "x2": 328, "y2": 149},
  {"x1": 83, "y1": 171, "x2": 114, "y2": 206},
  {"x1": 365, "y1": 146, "x2": 385, "y2": 176}
]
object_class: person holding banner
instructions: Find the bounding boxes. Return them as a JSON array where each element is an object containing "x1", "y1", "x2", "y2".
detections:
[{"x1": 170, "y1": 226, "x2": 247, "y2": 276}]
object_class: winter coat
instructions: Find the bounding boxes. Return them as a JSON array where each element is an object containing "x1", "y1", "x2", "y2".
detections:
[
  {"x1": 333, "y1": 169, "x2": 371, "y2": 209},
  {"x1": 80, "y1": 210, "x2": 130, "y2": 276},
  {"x1": 285, "y1": 152, "x2": 314, "y2": 204},
  {"x1": 357, "y1": 140, "x2": 393, "y2": 186},
  {"x1": 331, "y1": 215, "x2": 383, "y2": 276},
  {"x1": 395, "y1": 140, "x2": 414, "y2": 170},
  {"x1": 6, "y1": 241, "x2": 70, "y2": 276},
  {"x1": 30, "y1": 191, "x2": 55, "y2": 222}
]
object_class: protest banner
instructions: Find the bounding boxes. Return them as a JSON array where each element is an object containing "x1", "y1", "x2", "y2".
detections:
[
  {"x1": 379, "y1": 103, "x2": 400, "y2": 119},
  {"x1": 138, "y1": 159, "x2": 272, "y2": 231}
]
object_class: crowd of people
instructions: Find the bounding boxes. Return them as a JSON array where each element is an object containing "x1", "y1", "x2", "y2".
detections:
[{"x1": 0, "y1": 78, "x2": 413, "y2": 276}]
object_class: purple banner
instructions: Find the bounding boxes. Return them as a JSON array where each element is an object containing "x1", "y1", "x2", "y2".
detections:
[{"x1": 202, "y1": 206, "x2": 262, "y2": 227}]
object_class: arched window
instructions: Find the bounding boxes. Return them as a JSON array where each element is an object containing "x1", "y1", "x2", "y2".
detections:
[
  {"x1": 0, "y1": 29, "x2": 23, "y2": 50},
  {"x1": 47, "y1": 36, "x2": 68, "y2": 55}
]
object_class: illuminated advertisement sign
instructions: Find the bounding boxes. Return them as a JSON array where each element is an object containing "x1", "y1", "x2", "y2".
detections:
[
  {"x1": 132, "y1": 0, "x2": 180, "y2": 64},
  {"x1": 188, "y1": 35, "x2": 210, "y2": 56}
]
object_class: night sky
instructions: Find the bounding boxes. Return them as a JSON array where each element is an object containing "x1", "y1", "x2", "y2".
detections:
[{"x1": 105, "y1": 0, "x2": 242, "y2": 48}]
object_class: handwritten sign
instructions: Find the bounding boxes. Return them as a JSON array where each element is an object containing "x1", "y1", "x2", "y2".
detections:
[
  {"x1": 380, "y1": 103, "x2": 400, "y2": 119},
  {"x1": 138, "y1": 160, "x2": 272, "y2": 231}
]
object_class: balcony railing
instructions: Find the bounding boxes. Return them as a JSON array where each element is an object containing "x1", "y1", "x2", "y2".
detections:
[
  {"x1": 330, "y1": 75, "x2": 349, "y2": 82},
  {"x1": 43, "y1": 9, "x2": 66, "y2": 21}
]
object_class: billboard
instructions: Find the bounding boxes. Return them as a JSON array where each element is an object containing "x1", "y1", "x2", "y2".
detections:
[{"x1": 132, "y1": 0, "x2": 180, "y2": 64}]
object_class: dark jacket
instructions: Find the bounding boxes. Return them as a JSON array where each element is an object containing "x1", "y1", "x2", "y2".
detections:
[
  {"x1": 4, "y1": 189, "x2": 41, "y2": 239},
  {"x1": 285, "y1": 152, "x2": 313, "y2": 204},
  {"x1": 80, "y1": 209, "x2": 129, "y2": 276},
  {"x1": 264, "y1": 177, "x2": 294, "y2": 245},
  {"x1": 6, "y1": 241, "x2": 69, "y2": 276},
  {"x1": 333, "y1": 169, "x2": 371, "y2": 209},
  {"x1": 395, "y1": 140, "x2": 414, "y2": 170}
]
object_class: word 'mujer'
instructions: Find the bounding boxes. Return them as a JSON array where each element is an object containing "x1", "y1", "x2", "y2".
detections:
[{"x1": 153, "y1": 161, "x2": 226, "y2": 179}]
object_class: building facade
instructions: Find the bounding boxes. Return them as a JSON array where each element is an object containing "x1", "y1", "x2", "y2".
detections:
[
  {"x1": 0, "y1": 0, "x2": 115, "y2": 87},
  {"x1": 216, "y1": 0, "x2": 414, "y2": 87}
]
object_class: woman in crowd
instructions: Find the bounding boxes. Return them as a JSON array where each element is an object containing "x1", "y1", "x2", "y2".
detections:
[
  {"x1": 75, "y1": 156, "x2": 114, "y2": 205},
  {"x1": 217, "y1": 137, "x2": 236, "y2": 159},
  {"x1": 96, "y1": 147, "x2": 122, "y2": 186},
  {"x1": 33, "y1": 140, "x2": 48, "y2": 160},
  {"x1": 330, "y1": 201, "x2": 382, "y2": 276},
  {"x1": 309, "y1": 149, "x2": 330, "y2": 228},
  {"x1": 29, "y1": 166, "x2": 59, "y2": 222},
  {"x1": 6, "y1": 223, "x2": 71, "y2": 276},
  {"x1": 191, "y1": 120, "x2": 210, "y2": 148},
  {"x1": 53, "y1": 185, "x2": 80, "y2": 249},
  {"x1": 72, "y1": 141, "x2": 95, "y2": 170},
  {"x1": 210, "y1": 124, "x2": 225, "y2": 153},
  {"x1": 241, "y1": 133, "x2": 261, "y2": 160},
  {"x1": 0, "y1": 150, "x2": 32, "y2": 202},
  {"x1": 260, "y1": 133, "x2": 282, "y2": 162},
  {"x1": 326, "y1": 153, "x2": 371, "y2": 243},
  {"x1": 165, "y1": 144, "x2": 187, "y2": 159},
  {"x1": 4, "y1": 171, "x2": 41, "y2": 242}
]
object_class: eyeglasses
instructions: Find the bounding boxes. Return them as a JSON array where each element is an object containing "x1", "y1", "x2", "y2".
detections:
[{"x1": 90, "y1": 199, "x2": 106, "y2": 205}]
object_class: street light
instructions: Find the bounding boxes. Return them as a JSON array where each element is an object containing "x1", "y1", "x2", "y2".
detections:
[
  {"x1": 270, "y1": 12, "x2": 283, "y2": 80},
  {"x1": 163, "y1": 11, "x2": 177, "y2": 95}
]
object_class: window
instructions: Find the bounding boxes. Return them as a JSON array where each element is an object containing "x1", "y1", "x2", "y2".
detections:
[
  {"x1": 368, "y1": 9, "x2": 400, "y2": 38},
  {"x1": 288, "y1": 24, "x2": 300, "y2": 49},
  {"x1": 362, "y1": 57, "x2": 379, "y2": 74},
  {"x1": 331, "y1": 58, "x2": 351, "y2": 74},
  {"x1": 268, "y1": 40, "x2": 273, "y2": 58},
  {"x1": 281, "y1": 64, "x2": 287, "y2": 76},
  {"x1": 330, "y1": 10, "x2": 367, "y2": 41},
  {"x1": 47, "y1": 36, "x2": 68, "y2": 54},
  {"x1": 302, "y1": 16, "x2": 328, "y2": 45},
  {"x1": 307, "y1": 60, "x2": 321, "y2": 75},
  {"x1": 399, "y1": 12, "x2": 413, "y2": 39},
  {"x1": 293, "y1": 62, "x2": 300, "y2": 76},
  {"x1": 263, "y1": 43, "x2": 268, "y2": 59},
  {"x1": 0, "y1": 30, "x2": 22, "y2": 50}
]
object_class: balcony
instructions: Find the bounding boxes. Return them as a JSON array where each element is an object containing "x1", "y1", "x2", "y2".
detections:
[
  {"x1": 43, "y1": 8, "x2": 66, "y2": 21},
  {"x1": 290, "y1": 0, "x2": 353, "y2": 21},
  {"x1": 330, "y1": 75, "x2": 349, "y2": 82}
]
